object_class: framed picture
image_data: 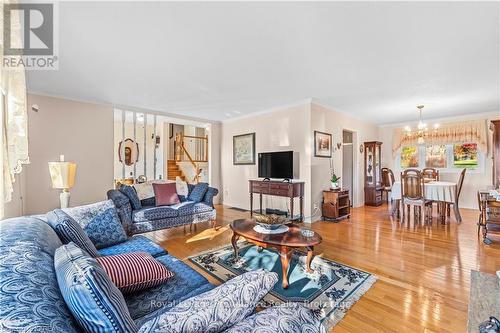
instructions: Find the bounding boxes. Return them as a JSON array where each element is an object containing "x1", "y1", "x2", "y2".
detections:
[
  {"x1": 314, "y1": 131, "x2": 332, "y2": 158},
  {"x1": 233, "y1": 133, "x2": 256, "y2": 165}
]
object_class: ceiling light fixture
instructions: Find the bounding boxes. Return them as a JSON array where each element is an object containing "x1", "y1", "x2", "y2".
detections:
[{"x1": 403, "y1": 105, "x2": 439, "y2": 145}]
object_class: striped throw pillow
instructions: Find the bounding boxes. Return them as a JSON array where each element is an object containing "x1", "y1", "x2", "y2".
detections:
[{"x1": 96, "y1": 252, "x2": 174, "y2": 293}]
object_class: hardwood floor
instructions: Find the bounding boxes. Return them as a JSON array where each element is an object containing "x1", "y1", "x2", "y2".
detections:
[{"x1": 143, "y1": 204, "x2": 500, "y2": 333}]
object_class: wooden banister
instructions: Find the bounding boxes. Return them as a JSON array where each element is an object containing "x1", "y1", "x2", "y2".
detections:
[{"x1": 174, "y1": 132, "x2": 207, "y2": 183}]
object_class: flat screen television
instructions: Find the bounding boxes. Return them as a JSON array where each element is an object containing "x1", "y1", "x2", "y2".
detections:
[{"x1": 258, "y1": 151, "x2": 294, "y2": 179}]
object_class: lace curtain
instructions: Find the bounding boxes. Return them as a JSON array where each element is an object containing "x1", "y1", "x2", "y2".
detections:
[
  {"x1": 392, "y1": 120, "x2": 488, "y2": 157},
  {"x1": 1, "y1": 0, "x2": 29, "y2": 216}
]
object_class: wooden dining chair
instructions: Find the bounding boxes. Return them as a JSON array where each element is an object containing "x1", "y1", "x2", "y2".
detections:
[
  {"x1": 400, "y1": 169, "x2": 433, "y2": 224},
  {"x1": 381, "y1": 168, "x2": 395, "y2": 202},
  {"x1": 478, "y1": 191, "x2": 500, "y2": 244},
  {"x1": 422, "y1": 168, "x2": 439, "y2": 181},
  {"x1": 446, "y1": 169, "x2": 466, "y2": 221}
]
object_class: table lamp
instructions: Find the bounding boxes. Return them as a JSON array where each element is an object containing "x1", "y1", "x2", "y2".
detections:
[{"x1": 49, "y1": 155, "x2": 77, "y2": 208}]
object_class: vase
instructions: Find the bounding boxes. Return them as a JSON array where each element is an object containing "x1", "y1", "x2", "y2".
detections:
[{"x1": 331, "y1": 182, "x2": 339, "y2": 189}]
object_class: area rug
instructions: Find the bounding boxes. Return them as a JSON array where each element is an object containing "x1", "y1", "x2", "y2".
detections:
[{"x1": 189, "y1": 242, "x2": 377, "y2": 331}]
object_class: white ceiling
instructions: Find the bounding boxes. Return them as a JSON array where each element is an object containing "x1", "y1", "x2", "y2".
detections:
[{"x1": 27, "y1": 1, "x2": 500, "y2": 124}]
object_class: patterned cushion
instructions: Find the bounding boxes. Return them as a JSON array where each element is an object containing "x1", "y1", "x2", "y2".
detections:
[
  {"x1": 132, "y1": 206, "x2": 179, "y2": 222},
  {"x1": 153, "y1": 183, "x2": 180, "y2": 206},
  {"x1": 125, "y1": 254, "x2": 213, "y2": 321},
  {"x1": 224, "y1": 303, "x2": 326, "y2": 333},
  {"x1": 54, "y1": 243, "x2": 137, "y2": 333},
  {"x1": 46, "y1": 209, "x2": 100, "y2": 257},
  {"x1": 176, "y1": 202, "x2": 213, "y2": 216},
  {"x1": 107, "y1": 189, "x2": 134, "y2": 234},
  {"x1": 62, "y1": 200, "x2": 128, "y2": 249},
  {"x1": 0, "y1": 218, "x2": 81, "y2": 333},
  {"x1": 187, "y1": 183, "x2": 209, "y2": 203},
  {"x1": 203, "y1": 187, "x2": 219, "y2": 207},
  {"x1": 98, "y1": 235, "x2": 167, "y2": 258},
  {"x1": 96, "y1": 252, "x2": 174, "y2": 294},
  {"x1": 120, "y1": 185, "x2": 142, "y2": 210},
  {"x1": 129, "y1": 210, "x2": 216, "y2": 234},
  {"x1": 137, "y1": 269, "x2": 278, "y2": 333}
]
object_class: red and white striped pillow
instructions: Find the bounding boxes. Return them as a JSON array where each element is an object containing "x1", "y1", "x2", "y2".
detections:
[{"x1": 96, "y1": 252, "x2": 174, "y2": 293}]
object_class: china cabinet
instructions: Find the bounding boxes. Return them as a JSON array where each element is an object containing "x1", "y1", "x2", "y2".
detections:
[{"x1": 364, "y1": 141, "x2": 383, "y2": 206}]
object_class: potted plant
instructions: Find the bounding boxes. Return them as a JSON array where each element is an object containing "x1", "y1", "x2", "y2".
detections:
[{"x1": 331, "y1": 173, "x2": 341, "y2": 190}]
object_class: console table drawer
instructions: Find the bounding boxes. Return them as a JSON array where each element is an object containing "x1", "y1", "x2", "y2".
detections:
[
  {"x1": 274, "y1": 189, "x2": 292, "y2": 196},
  {"x1": 269, "y1": 184, "x2": 290, "y2": 190},
  {"x1": 251, "y1": 184, "x2": 269, "y2": 193}
]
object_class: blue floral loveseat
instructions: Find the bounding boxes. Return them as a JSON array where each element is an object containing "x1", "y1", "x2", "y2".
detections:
[{"x1": 107, "y1": 183, "x2": 219, "y2": 235}]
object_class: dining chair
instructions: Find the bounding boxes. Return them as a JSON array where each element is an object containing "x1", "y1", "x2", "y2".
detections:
[
  {"x1": 478, "y1": 191, "x2": 500, "y2": 244},
  {"x1": 422, "y1": 168, "x2": 439, "y2": 181},
  {"x1": 446, "y1": 169, "x2": 466, "y2": 220},
  {"x1": 381, "y1": 168, "x2": 395, "y2": 202},
  {"x1": 400, "y1": 169, "x2": 433, "y2": 224}
]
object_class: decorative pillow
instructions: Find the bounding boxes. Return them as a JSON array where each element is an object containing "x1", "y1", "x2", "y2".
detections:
[
  {"x1": 134, "y1": 180, "x2": 170, "y2": 201},
  {"x1": 187, "y1": 183, "x2": 209, "y2": 203},
  {"x1": 137, "y1": 269, "x2": 278, "y2": 333},
  {"x1": 224, "y1": 302, "x2": 326, "y2": 333},
  {"x1": 119, "y1": 185, "x2": 142, "y2": 210},
  {"x1": 175, "y1": 176, "x2": 189, "y2": 197},
  {"x1": 153, "y1": 183, "x2": 180, "y2": 206},
  {"x1": 46, "y1": 209, "x2": 100, "y2": 257},
  {"x1": 54, "y1": 243, "x2": 137, "y2": 333},
  {"x1": 96, "y1": 252, "x2": 174, "y2": 293},
  {"x1": 62, "y1": 200, "x2": 128, "y2": 249}
]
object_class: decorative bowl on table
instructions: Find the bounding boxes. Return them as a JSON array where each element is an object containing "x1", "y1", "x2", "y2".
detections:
[{"x1": 253, "y1": 214, "x2": 288, "y2": 231}]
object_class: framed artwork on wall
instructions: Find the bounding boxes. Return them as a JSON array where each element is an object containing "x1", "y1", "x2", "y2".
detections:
[
  {"x1": 314, "y1": 131, "x2": 332, "y2": 158},
  {"x1": 233, "y1": 132, "x2": 256, "y2": 165}
]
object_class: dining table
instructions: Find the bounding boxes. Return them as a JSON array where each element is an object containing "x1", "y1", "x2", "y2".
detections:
[{"x1": 390, "y1": 180, "x2": 461, "y2": 223}]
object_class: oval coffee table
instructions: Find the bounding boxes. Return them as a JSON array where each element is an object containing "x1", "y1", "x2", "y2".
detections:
[{"x1": 230, "y1": 219, "x2": 322, "y2": 289}]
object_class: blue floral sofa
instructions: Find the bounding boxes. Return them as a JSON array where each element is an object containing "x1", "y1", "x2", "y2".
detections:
[
  {"x1": 107, "y1": 183, "x2": 219, "y2": 235},
  {"x1": 0, "y1": 214, "x2": 325, "y2": 333}
]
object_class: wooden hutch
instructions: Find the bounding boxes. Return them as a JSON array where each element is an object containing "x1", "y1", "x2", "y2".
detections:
[
  {"x1": 492, "y1": 120, "x2": 500, "y2": 188},
  {"x1": 364, "y1": 141, "x2": 383, "y2": 206}
]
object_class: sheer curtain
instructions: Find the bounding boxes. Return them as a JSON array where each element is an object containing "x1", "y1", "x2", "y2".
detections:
[{"x1": 0, "y1": 0, "x2": 29, "y2": 218}]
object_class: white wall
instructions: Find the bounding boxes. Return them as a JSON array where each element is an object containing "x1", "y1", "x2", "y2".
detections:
[
  {"x1": 379, "y1": 111, "x2": 498, "y2": 209},
  {"x1": 221, "y1": 103, "x2": 312, "y2": 219},
  {"x1": 209, "y1": 123, "x2": 222, "y2": 204},
  {"x1": 23, "y1": 94, "x2": 114, "y2": 214},
  {"x1": 310, "y1": 103, "x2": 379, "y2": 221}
]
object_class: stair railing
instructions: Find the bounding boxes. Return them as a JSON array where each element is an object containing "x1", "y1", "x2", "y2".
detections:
[{"x1": 174, "y1": 133, "x2": 208, "y2": 183}]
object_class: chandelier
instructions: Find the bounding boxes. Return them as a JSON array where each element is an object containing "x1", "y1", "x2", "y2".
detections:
[{"x1": 403, "y1": 105, "x2": 439, "y2": 144}]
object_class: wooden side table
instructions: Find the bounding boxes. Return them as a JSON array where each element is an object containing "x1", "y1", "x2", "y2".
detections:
[{"x1": 322, "y1": 189, "x2": 350, "y2": 221}]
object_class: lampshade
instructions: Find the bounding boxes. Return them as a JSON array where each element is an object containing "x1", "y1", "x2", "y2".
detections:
[{"x1": 49, "y1": 161, "x2": 77, "y2": 189}]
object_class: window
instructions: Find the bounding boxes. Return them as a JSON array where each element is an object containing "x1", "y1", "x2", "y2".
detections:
[
  {"x1": 401, "y1": 146, "x2": 418, "y2": 168},
  {"x1": 397, "y1": 142, "x2": 482, "y2": 173},
  {"x1": 453, "y1": 143, "x2": 478, "y2": 168},
  {"x1": 425, "y1": 145, "x2": 447, "y2": 168}
]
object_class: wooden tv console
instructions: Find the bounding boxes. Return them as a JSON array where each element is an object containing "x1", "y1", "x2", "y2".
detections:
[{"x1": 248, "y1": 180, "x2": 305, "y2": 222}]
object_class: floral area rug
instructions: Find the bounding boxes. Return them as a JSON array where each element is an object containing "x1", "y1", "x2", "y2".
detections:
[{"x1": 189, "y1": 242, "x2": 377, "y2": 331}]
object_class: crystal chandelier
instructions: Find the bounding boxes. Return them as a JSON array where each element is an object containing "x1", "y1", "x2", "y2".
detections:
[{"x1": 403, "y1": 105, "x2": 439, "y2": 145}]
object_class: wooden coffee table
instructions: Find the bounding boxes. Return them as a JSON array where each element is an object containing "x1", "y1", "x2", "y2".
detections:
[{"x1": 230, "y1": 219, "x2": 322, "y2": 289}]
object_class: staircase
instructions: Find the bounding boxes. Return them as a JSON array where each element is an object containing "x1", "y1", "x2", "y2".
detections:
[{"x1": 167, "y1": 160, "x2": 186, "y2": 181}]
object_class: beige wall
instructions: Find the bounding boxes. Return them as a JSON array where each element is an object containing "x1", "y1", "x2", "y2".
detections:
[
  {"x1": 310, "y1": 103, "x2": 379, "y2": 220},
  {"x1": 379, "y1": 112, "x2": 498, "y2": 209},
  {"x1": 221, "y1": 103, "x2": 312, "y2": 219},
  {"x1": 22, "y1": 94, "x2": 114, "y2": 214}
]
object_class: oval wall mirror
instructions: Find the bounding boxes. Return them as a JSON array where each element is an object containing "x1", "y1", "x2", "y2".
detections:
[{"x1": 118, "y1": 138, "x2": 139, "y2": 166}]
